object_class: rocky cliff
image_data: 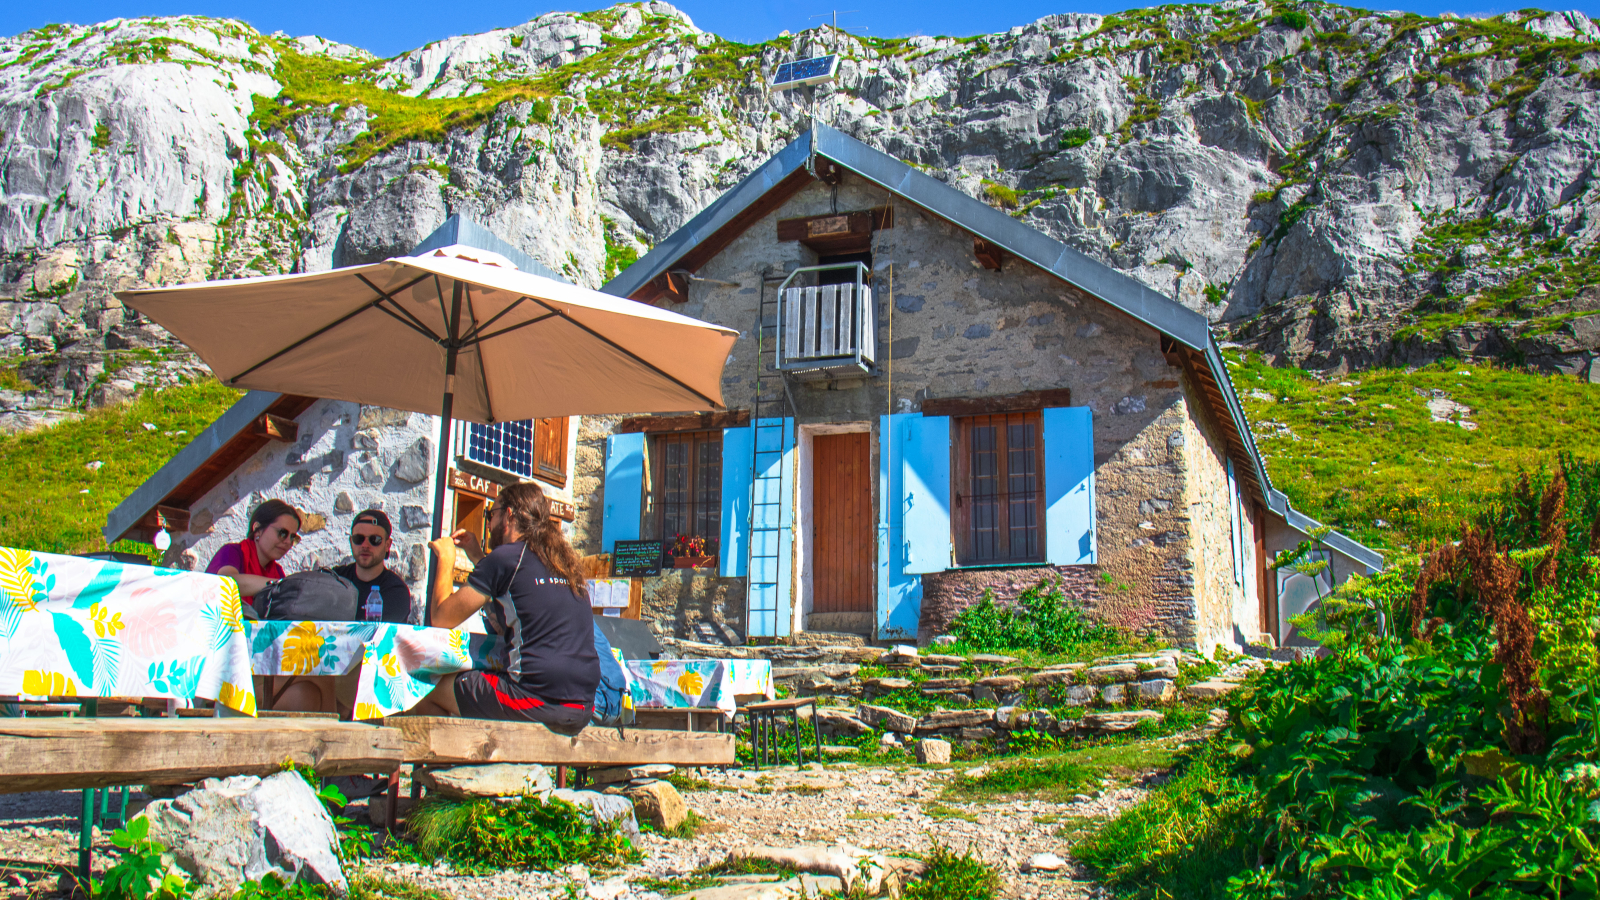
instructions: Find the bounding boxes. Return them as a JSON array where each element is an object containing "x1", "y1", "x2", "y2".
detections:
[{"x1": 3, "y1": 1, "x2": 1598, "y2": 430}]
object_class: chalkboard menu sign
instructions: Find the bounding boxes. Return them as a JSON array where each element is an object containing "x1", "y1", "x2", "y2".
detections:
[{"x1": 611, "y1": 540, "x2": 664, "y2": 577}]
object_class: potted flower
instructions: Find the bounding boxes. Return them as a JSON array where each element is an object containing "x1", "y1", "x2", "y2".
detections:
[{"x1": 670, "y1": 534, "x2": 717, "y2": 569}]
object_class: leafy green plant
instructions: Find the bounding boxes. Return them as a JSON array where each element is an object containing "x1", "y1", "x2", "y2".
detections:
[
  {"x1": 948, "y1": 576, "x2": 1127, "y2": 655},
  {"x1": 94, "y1": 817, "x2": 191, "y2": 900},
  {"x1": 408, "y1": 795, "x2": 638, "y2": 872},
  {"x1": 1278, "y1": 10, "x2": 1310, "y2": 30},
  {"x1": 1058, "y1": 127, "x2": 1094, "y2": 149}
]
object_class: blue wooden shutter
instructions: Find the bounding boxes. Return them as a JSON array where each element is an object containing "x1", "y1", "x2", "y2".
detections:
[
  {"x1": 601, "y1": 433, "x2": 645, "y2": 554},
  {"x1": 876, "y1": 413, "x2": 923, "y2": 639},
  {"x1": 901, "y1": 415, "x2": 952, "y2": 574},
  {"x1": 746, "y1": 418, "x2": 795, "y2": 638},
  {"x1": 719, "y1": 425, "x2": 753, "y2": 577},
  {"x1": 1042, "y1": 406, "x2": 1096, "y2": 565}
]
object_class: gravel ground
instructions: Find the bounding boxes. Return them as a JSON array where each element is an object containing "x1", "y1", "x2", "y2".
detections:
[{"x1": 0, "y1": 755, "x2": 1169, "y2": 900}]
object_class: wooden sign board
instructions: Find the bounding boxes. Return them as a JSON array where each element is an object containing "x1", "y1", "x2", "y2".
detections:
[
  {"x1": 611, "y1": 541, "x2": 663, "y2": 577},
  {"x1": 450, "y1": 469, "x2": 500, "y2": 499}
]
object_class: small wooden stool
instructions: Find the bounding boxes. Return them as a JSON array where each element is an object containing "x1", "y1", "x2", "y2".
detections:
[{"x1": 741, "y1": 697, "x2": 821, "y2": 769}]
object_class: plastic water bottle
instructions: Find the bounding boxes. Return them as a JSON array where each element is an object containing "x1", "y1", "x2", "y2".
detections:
[{"x1": 364, "y1": 585, "x2": 383, "y2": 622}]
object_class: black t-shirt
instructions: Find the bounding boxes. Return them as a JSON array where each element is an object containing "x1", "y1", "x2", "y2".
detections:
[
  {"x1": 468, "y1": 543, "x2": 600, "y2": 703},
  {"x1": 332, "y1": 564, "x2": 413, "y2": 623}
]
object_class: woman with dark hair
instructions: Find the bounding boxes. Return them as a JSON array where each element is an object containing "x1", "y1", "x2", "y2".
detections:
[
  {"x1": 409, "y1": 481, "x2": 600, "y2": 734},
  {"x1": 206, "y1": 499, "x2": 301, "y2": 601}
]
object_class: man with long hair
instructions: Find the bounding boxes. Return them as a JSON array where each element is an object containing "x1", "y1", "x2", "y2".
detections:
[{"x1": 409, "y1": 481, "x2": 600, "y2": 734}]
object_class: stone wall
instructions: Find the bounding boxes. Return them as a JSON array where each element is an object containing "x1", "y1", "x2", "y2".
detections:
[
  {"x1": 165, "y1": 400, "x2": 438, "y2": 621},
  {"x1": 1179, "y1": 371, "x2": 1261, "y2": 652},
  {"x1": 578, "y1": 173, "x2": 1258, "y2": 646}
]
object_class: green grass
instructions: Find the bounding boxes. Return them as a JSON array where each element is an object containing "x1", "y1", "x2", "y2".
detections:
[
  {"x1": 0, "y1": 379, "x2": 241, "y2": 558},
  {"x1": 1229, "y1": 353, "x2": 1600, "y2": 551},
  {"x1": 905, "y1": 845, "x2": 1000, "y2": 900},
  {"x1": 944, "y1": 756, "x2": 1097, "y2": 802}
]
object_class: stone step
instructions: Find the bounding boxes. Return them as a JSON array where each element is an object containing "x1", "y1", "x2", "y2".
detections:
[{"x1": 792, "y1": 630, "x2": 868, "y2": 648}]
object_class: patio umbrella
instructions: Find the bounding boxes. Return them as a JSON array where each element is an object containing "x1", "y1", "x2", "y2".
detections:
[{"x1": 119, "y1": 244, "x2": 738, "y2": 548}]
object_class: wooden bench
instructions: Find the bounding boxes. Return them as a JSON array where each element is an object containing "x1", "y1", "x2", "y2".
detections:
[
  {"x1": 387, "y1": 716, "x2": 735, "y2": 767},
  {"x1": 0, "y1": 717, "x2": 405, "y2": 794}
]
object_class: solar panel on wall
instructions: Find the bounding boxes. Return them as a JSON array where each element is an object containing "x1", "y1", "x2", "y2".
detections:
[
  {"x1": 771, "y1": 55, "x2": 838, "y2": 90},
  {"x1": 467, "y1": 420, "x2": 536, "y2": 478}
]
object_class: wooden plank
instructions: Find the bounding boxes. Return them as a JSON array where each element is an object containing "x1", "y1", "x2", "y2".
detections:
[
  {"x1": 921, "y1": 388, "x2": 1074, "y2": 418},
  {"x1": 974, "y1": 238, "x2": 1005, "y2": 271},
  {"x1": 249, "y1": 413, "x2": 299, "y2": 442},
  {"x1": 0, "y1": 718, "x2": 404, "y2": 793},
  {"x1": 388, "y1": 716, "x2": 736, "y2": 766},
  {"x1": 617, "y1": 410, "x2": 751, "y2": 434}
]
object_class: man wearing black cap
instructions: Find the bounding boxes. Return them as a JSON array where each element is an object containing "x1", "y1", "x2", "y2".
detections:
[{"x1": 333, "y1": 509, "x2": 413, "y2": 623}]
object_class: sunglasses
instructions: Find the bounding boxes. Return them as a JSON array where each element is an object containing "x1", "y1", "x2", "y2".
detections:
[
  {"x1": 351, "y1": 533, "x2": 387, "y2": 547},
  {"x1": 273, "y1": 527, "x2": 300, "y2": 545}
]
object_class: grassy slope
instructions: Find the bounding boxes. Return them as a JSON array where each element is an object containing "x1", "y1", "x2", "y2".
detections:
[
  {"x1": 1228, "y1": 352, "x2": 1600, "y2": 551},
  {"x1": 0, "y1": 380, "x2": 242, "y2": 557}
]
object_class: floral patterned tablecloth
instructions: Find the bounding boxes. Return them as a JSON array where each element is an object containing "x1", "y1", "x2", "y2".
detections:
[
  {"x1": 0, "y1": 547, "x2": 257, "y2": 714},
  {"x1": 245, "y1": 621, "x2": 504, "y2": 720},
  {"x1": 622, "y1": 659, "x2": 773, "y2": 716}
]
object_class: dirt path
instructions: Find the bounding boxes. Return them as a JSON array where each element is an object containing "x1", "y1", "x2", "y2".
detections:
[{"x1": 0, "y1": 750, "x2": 1173, "y2": 900}]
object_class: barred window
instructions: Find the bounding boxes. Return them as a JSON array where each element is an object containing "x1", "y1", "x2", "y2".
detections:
[{"x1": 646, "y1": 431, "x2": 721, "y2": 555}]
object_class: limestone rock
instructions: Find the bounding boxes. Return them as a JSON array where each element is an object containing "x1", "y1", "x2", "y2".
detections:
[
  {"x1": 815, "y1": 709, "x2": 873, "y2": 736},
  {"x1": 1187, "y1": 681, "x2": 1243, "y2": 699},
  {"x1": 916, "y1": 709, "x2": 993, "y2": 731},
  {"x1": 915, "y1": 738, "x2": 952, "y2": 765},
  {"x1": 969, "y1": 654, "x2": 1019, "y2": 666},
  {"x1": 143, "y1": 772, "x2": 346, "y2": 896},
  {"x1": 420, "y1": 763, "x2": 553, "y2": 798},
  {"x1": 1084, "y1": 663, "x2": 1139, "y2": 684},
  {"x1": 856, "y1": 703, "x2": 917, "y2": 734},
  {"x1": 1082, "y1": 710, "x2": 1165, "y2": 733},
  {"x1": 921, "y1": 654, "x2": 966, "y2": 668},
  {"x1": 550, "y1": 788, "x2": 639, "y2": 839},
  {"x1": 920, "y1": 677, "x2": 972, "y2": 690},
  {"x1": 1026, "y1": 852, "x2": 1067, "y2": 872},
  {"x1": 977, "y1": 675, "x2": 1024, "y2": 692},
  {"x1": 1136, "y1": 679, "x2": 1177, "y2": 702},
  {"x1": 623, "y1": 780, "x2": 687, "y2": 831},
  {"x1": 588, "y1": 763, "x2": 674, "y2": 786},
  {"x1": 865, "y1": 677, "x2": 913, "y2": 691},
  {"x1": 392, "y1": 438, "x2": 432, "y2": 483}
]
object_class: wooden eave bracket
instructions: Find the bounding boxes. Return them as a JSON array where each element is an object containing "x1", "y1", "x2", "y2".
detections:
[
  {"x1": 974, "y1": 238, "x2": 1004, "y2": 271},
  {"x1": 139, "y1": 504, "x2": 191, "y2": 534},
  {"x1": 250, "y1": 413, "x2": 299, "y2": 442}
]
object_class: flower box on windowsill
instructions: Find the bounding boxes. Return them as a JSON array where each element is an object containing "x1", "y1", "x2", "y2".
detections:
[{"x1": 673, "y1": 556, "x2": 717, "y2": 570}]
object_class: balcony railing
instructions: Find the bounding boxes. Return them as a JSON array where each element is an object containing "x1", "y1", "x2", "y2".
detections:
[{"x1": 775, "y1": 262, "x2": 876, "y2": 377}]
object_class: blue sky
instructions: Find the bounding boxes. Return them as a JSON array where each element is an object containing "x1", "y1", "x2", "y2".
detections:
[{"x1": 3, "y1": 0, "x2": 1592, "y2": 57}]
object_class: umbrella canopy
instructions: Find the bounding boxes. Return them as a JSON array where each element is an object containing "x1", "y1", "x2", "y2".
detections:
[{"x1": 118, "y1": 245, "x2": 737, "y2": 422}]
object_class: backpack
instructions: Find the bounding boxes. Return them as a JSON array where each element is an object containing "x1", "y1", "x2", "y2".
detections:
[
  {"x1": 591, "y1": 621, "x2": 628, "y2": 726},
  {"x1": 254, "y1": 569, "x2": 361, "y2": 622}
]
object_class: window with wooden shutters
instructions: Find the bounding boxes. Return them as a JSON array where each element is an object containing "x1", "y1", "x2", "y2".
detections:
[
  {"x1": 533, "y1": 417, "x2": 568, "y2": 487},
  {"x1": 643, "y1": 431, "x2": 722, "y2": 551},
  {"x1": 954, "y1": 411, "x2": 1045, "y2": 565}
]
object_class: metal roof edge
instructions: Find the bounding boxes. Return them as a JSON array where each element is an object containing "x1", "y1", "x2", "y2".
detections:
[
  {"x1": 102, "y1": 390, "x2": 285, "y2": 545},
  {"x1": 601, "y1": 132, "x2": 815, "y2": 298},
  {"x1": 1266, "y1": 488, "x2": 1387, "y2": 572},
  {"x1": 410, "y1": 214, "x2": 571, "y2": 285},
  {"x1": 810, "y1": 124, "x2": 1214, "y2": 351}
]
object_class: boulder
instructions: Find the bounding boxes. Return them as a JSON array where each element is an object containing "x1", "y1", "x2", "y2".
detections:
[
  {"x1": 143, "y1": 772, "x2": 345, "y2": 896},
  {"x1": 1026, "y1": 852, "x2": 1067, "y2": 872},
  {"x1": 1138, "y1": 662, "x2": 1180, "y2": 680},
  {"x1": 551, "y1": 788, "x2": 640, "y2": 839},
  {"x1": 856, "y1": 703, "x2": 917, "y2": 734},
  {"x1": 421, "y1": 763, "x2": 553, "y2": 798},
  {"x1": 1100, "y1": 683, "x2": 1127, "y2": 704},
  {"x1": 1026, "y1": 665, "x2": 1085, "y2": 687},
  {"x1": 1082, "y1": 710, "x2": 1165, "y2": 733},
  {"x1": 915, "y1": 738, "x2": 952, "y2": 765},
  {"x1": 623, "y1": 780, "x2": 688, "y2": 832},
  {"x1": 1187, "y1": 680, "x2": 1243, "y2": 699},
  {"x1": 586, "y1": 764, "x2": 674, "y2": 786},
  {"x1": 977, "y1": 675, "x2": 1024, "y2": 692}
]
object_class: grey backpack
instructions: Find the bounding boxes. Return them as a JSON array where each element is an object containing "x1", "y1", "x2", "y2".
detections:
[{"x1": 254, "y1": 569, "x2": 360, "y2": 621}]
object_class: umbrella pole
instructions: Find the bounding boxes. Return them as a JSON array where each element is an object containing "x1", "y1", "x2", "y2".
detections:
[{"x1": 426, "y1": 283, "x2": 464, "y2": 627}]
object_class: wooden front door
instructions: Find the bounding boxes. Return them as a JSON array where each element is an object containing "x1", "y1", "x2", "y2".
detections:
[{"x1": 812, "y1": 433, "x2": 872, "y2": 618}]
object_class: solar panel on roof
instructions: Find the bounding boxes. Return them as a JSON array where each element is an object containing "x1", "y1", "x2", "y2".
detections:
[{"x1": 771, "y1": 55, "x2": 838, "y2": 90}]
